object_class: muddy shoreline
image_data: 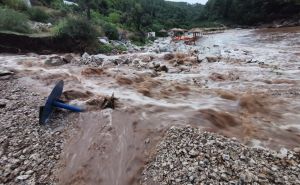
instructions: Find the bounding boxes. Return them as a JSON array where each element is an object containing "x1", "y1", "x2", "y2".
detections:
[{"x1": 0, "y1": 32, "x2": 86, "y2": 54}]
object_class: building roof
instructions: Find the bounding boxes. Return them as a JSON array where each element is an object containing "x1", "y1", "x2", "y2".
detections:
[
  {"x1": 169, "y1": 28, "x2": 187, "y2": 32},
  {"x1": 189, "y1": 28, "x2": 203, "y2": 33},
  {"x1": 159, "y1": 29, "x2": 167, "y2": 33}
]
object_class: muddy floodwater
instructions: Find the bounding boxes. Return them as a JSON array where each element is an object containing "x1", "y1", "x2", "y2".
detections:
[{"x1": 1, "y1": 27, "x2": 300, "y2": 185}]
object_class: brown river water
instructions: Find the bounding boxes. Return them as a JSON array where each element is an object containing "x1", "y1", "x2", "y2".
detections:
[{"x1": 1, "y1": 27, "x2": 300, "y2": 184}]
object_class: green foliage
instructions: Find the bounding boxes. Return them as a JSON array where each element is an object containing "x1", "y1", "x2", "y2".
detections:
[
  {"x1": 93, "y1": 43, "x2": 127, "y2": 54},
  {"x1": 77, "y1": 0, "x2": 106, "y2": 19},
  {"x1": 107, "y1": 12, "x2": 121, "y2": 24},
  {"x1": 0, "y1": 7, "x2": 31, "y2": 33},
  {"x1": 54, "y1": 17, "x2": 99, "y2": 43},
  {"x1": 50, "y1": 0, "x2": 64, "y2": 9},
  {"x1": 201, "y1": 0, "x2": 300, "y2": 25},
  {"x1": 115, "y1": 44, "x2": 127, "y2": 52},
  {"x1": 27, "y1": 7, "x2": 50, "y2": 22},
  {"x1": 2, "y1": 0, "x2": 28, "y2": 11},
  {"x1": 95, "y1": 43, "x2": 114, "y2": 53},
  {"x1": 129, "y1": 32, "x2": 146, "y2": 46},
  {"x1": 101, "y1": 23, "x2": 119, "y2": 40}
]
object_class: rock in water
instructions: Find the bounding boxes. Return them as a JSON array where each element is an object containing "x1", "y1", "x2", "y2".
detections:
[
  {"x1": 0, "y1": 69, "x2": 14, "y2": 76},
  {"x1": 44, "y1": 56, "x2": 66, "y2": 66},
  {"x1": 62, "y1": 54, "x2": 76, "y2": 63}
]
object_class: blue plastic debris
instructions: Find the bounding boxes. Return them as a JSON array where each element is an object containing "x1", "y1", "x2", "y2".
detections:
[{"x1": 39, "y1": 80, "x2": 84, "y2": 125}]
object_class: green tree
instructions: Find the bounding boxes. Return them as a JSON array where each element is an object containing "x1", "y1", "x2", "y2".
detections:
[{"x1": 78, "y1": 0, "x2": 105, "y2": 20}]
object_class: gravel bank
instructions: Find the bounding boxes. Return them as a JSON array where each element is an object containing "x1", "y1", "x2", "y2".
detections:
[
  {"x1": 142, "y1": 127, "x2": 300, "y2": 185},
  {"x1": 0, "y1": 78, "x2": 75, "y2": 184}
]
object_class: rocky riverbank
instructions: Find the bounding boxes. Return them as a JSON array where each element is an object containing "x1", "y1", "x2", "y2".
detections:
[
  {"x1": 142, "y1": 127, "x2": 300, "y2": 185},
  {"x1": 0, "y1": 77, "x2": 77, "y2": 184}
]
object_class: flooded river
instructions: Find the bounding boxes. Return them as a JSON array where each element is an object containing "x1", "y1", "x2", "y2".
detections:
[{"x1": 1, "y1": 27, "x2": 300, "y2": 185}]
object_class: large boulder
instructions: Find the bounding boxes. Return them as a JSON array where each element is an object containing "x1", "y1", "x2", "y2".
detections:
[
  {"x1": 62, "y1": 54, "x2": 77, "y2": 63},
  {"x1": 78, "y1": 53, "x2": 103, "y2": 66},
  {"x1": 158, "y1": 45, "x2": 168, "y2": 52},
  {"x1": 98, "y1": 37, "x2": 109, "y2": 44},
  {"x1": 79, "y1": 53, "x2": 124, "y2": 67},
  {"x1": 0, "y1": 69, "x2": 14, "y2": 77},
  {"x1": 44, "y1": 56, "x2": 66, "y2": 66}
]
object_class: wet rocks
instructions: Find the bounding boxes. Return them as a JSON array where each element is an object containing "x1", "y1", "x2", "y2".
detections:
[
  {"x1": 152, "y1": 63, "x2": 168, "y2": 73},
  {"x1": 197, "y1": 54, "x2": 220, "y2": 63},
  {"x1": 62, "y1": 54, "x2": 76, "y2": 64},
  {"x1": 209, "y1": 72, "x2": 239, "y2": 82},
  {"x1": 44, "y1": 56, "x2": 66, "y2": 66},
  {"x1": 0, "y1": 99, "x2": 8, "y2": 108},
  {"x1": 78, "y1": 53, "x2": 123, "y2": 67},
  {"x1": 164, "y1": 53, "x2": 175, "y2": 60},
  {"x1": 78, "y1": 52, "x2": 103, "y2": 66},
  {"x1": 0, "y1": 69, "x2": 14, "y2": 77},
  {"x1": 142, "y1": 127, "x2": 300, "y2": 185},
  {"x1": 209, "y1": 72, "x2": 226, "y2": 81}
]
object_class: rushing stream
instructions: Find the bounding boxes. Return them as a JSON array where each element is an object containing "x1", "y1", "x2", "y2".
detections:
[{"x1": 1, "y1": 27, "x2": 300, "y2": 185}]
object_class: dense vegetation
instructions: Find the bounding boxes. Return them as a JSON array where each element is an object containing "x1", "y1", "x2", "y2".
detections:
[
  {"x1": 199, "y1": 0, "x2": 300, "y2": 25},
  {"x1": 0, "y1": 0, "x2": 299, "y2": 52}
]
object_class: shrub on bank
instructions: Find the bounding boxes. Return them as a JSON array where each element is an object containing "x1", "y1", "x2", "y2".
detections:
[
  {"x1": 27, "y1": 7, "x2": 50, "y2": 22},
  {"x1": 93, "y1": 44, "x2": 127, "y2": 54},
  {"x1": 54, "y1": 17, "x2": 99, "y2": 42},
  {"x1": 0, "y1": 8, "x2": 31, "y2": 33},
  {"x1": 101, "y1": 23, "x2": 119, "y2": 40},
  {"x1": 129, "y1": 32, "x2": 146, "y2": 46},
  {"x1": 96, "y1": 44, "x2": 114, "y2": 53}
]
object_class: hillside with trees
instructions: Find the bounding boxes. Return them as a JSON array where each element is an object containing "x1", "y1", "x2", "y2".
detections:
[
  {"x1": 0, "y1": 0, "x2": 299, "y2": 53},
  {"x1": 198, "y1": 0, "x2": 300, "y2": 25}
]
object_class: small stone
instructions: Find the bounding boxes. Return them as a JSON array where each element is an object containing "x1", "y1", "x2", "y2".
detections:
[
  {"x1": 278, "y1": 148, "x2": 288, "y2": 159},
  {"x1": 223, "y1": 154, "x2": 230, "y2": 161},
  {"x1": 249, "y1": 158, "x2": 256, "y2": 164},
  {"x1": 16, "y1": 175, "x2": 30, "y2": 180},
  {"x1": 189, "y1": 149, "x2": 199, "y2": 157},
  {"x1": 175, "y1": 178, "x2": 181, "y2": 183},
  {"x1": 25, "y1": 170, "x2": 34, "y2": 175},
  {"x1": 0, "y1": 99, "x2": 8, "y2": 108},
  {"x1": 240, "y1": 155, "x2": 246, "y2": 160},
  {"x1": 145, "y1": 138, "x2": 150, "y2": 144}
]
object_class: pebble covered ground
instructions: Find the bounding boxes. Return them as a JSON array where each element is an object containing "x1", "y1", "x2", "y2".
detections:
[
  {"x1": 0, "y1": 78, "x2": 75, "y2": 185},
  {"x1": 142, "y1": 127, "x2": 300, "y2": 185}
]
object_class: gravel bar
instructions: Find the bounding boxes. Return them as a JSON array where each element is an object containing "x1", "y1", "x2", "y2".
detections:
[
  {"x1": 142, "y1": 127, "x2": 300, "y2": 185},
  {"x1": 0, "y1": 78, "x2": 74, "y2": 185}
]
